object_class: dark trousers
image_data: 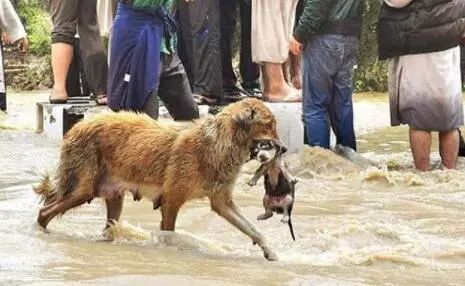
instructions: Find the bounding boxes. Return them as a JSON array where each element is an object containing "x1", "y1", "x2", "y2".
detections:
[
  {"x1": 0, "y1": 41, "x2": 5, "y2": 111},
  {"x1": 177, "y1": 0, "x2": 222, "y2": 99},
  {"x1": 303, "y1": 34, "x2": 358, "y2": 150},
  {"x1": 49, "y1": 0, "x2": 108, "y2": 95},
  {"x1": 144, "y1": 54, "x2": 199, "y2": 121},
  {"x1": 220, "y1": 0, "x2": 259, "y2": 88}
]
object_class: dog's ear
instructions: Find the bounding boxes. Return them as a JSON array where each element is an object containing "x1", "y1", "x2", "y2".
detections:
[{"x1": 233, "y1": 108, "x2": 257, "y2": 129}]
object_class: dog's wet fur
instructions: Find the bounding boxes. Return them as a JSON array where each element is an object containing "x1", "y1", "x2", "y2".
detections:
[
  {"x1": 248, "y1": 139, "x2": 297, "y2": 241},
  {"x1": 33, "y1": 98, "x2": 282, "y2": 261}
]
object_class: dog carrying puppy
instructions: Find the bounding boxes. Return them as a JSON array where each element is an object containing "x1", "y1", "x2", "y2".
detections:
[
  {"x1": 33, "y1": 98, "x2": 283, "y2": 261},
  {"x1": 248, "y1": 139, "x2": 297, "y2": 241}
]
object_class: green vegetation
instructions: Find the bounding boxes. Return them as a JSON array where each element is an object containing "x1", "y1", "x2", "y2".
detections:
[
  {"x1": 18, "y1": 0, "x2": 51, "y2": 56},
  {"x1": 354, "y1": 1, "x2": 387, "y2": 92}
]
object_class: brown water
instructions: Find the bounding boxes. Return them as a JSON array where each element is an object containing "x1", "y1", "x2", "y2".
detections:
[{"x1": 1, "y1": 93, "x2": 465, "y2": 285}]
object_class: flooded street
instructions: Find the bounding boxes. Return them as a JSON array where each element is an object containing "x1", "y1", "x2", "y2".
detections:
[{"x1": 1, "y1": 92, "x2": 465, "y2": 285}]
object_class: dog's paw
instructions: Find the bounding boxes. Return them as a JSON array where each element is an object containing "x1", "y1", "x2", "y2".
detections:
[
  {"x1": 291, "y1": 177, "x2": 298, "y2": 185},
  {"x1": 281, "y1": 216, "x2": 289, "y2": 223},
  {"x1": 262, "y1": 246, "x2": 278, "y2": 261}
]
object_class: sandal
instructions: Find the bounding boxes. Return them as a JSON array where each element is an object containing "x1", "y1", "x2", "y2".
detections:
[{"x1": 49, "y1": 91, "x2": 68, "y2": 104}]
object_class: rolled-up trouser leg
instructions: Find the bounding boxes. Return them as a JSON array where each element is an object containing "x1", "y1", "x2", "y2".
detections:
[
  {"x1": 49, "y1": 0, "x2": 78, "y2": 45},
  {"x1": 178, "y1": 0, "x2": 223, "y2": 100},
  {"x1": 78, "y1": 0, "x2": 108, "y2": 95}
]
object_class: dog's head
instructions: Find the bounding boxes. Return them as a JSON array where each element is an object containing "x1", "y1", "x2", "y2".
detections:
[
  {"x1": 250, "y1": 139, "x2": 288, "y2": 163},
  {"x1": 226, "y1": 98, "x2": 282, "y2": 144}
]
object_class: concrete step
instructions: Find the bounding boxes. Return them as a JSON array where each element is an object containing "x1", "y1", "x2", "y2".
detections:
[{"x1": 36, "y1": 101, "x2": 304, "y2": 153}]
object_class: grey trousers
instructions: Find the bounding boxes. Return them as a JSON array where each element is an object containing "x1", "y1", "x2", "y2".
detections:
[
  {"x1": 177, "y1": 0, "x2": 223, "y2": 100},
  {"x1": 49, "y1": 0, "x2": 108, "y2": 95},
  {"x1": 144, "y1": 54, "x2": 200, "y2": 121}
]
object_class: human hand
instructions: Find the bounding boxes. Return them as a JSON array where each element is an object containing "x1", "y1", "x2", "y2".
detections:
[
  {"x1": 289, "y1": 36, "x2": 302, "y2": 56},
  {"x1": 17, "y1": 37, "x2": 28, "y2": 53},
  {"x1": 2, "y1": 32, "x2": 11, "y2": 45}
]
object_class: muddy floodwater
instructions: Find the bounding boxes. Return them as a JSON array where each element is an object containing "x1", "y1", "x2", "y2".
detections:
[{"x1": 1, "y1": 92, "x2": 465, "y2": 285}]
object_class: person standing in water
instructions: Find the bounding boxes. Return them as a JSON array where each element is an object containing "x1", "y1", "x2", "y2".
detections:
[{"x1": 378, "y1": 0, "x2": 465, "y2": 170}]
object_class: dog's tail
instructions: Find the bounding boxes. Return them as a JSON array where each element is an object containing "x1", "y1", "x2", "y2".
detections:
[
  {"x1": 33, "y1": 174, "x2": 58, "y2": 206},
  {"x1": 288, "y1": 208, "x2": 296, "y2": 241}
]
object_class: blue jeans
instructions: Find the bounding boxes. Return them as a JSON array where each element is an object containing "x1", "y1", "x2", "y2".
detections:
[{"x1": 302, "y1": 34, "x2": 358, "y2": 150}]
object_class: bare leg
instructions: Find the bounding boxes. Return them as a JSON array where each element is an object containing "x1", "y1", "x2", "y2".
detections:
[
  {"x1": 257, "y1": 208, "x2": 273, "y2": 220},
  {"x1": 105, "y1": 196, "x2": 124, "y2": 228},
  {"x1": 289, "y1": 53, "x2": 302, "y2": 90},
  {"x1": 51, "y1": 43, "x2": 73, "y2": 100},
  {"x1": 439, "y1": 129, "x2": 459, "y2": 169},
  {"x1": 210, "y1": 192, "x2": 277, "y2": 261},
  {"x1": 409, "y1": 128, "x2": 431, "y2": 171},
  {"x1": 261, "y1": 62, "x2": 301, "y2": 102}
]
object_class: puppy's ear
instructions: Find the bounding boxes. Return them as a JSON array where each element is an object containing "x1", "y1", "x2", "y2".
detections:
[{"x1": 234, "y1": 108, "x2": 257, "y2": 129}]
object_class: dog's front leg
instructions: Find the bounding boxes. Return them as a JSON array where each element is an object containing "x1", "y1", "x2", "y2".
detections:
[
  {"x1": 248, "y1": 164, "x2": 266, "y2": 186},
  {"x1": 210, "y1": 192, "x2": 278, "y2": 261}
]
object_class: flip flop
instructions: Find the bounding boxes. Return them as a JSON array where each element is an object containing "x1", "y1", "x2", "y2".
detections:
[
  {"x1": 264, "y1": 94, "x2": 302, "y2": 103},
  {"x1": 49, "y1": 96, "x2": 67, "y2": 104}
]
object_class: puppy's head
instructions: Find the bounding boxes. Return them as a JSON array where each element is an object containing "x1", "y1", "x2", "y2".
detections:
[
  {"x1": 250, "y1": 139, "x2": 288, "y2": 163},
  {"x1": 227, "y1": 98, "x2": 281, "y2": 143}
]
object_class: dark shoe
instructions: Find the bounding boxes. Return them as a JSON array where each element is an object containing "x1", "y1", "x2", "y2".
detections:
[
  {"x1": 208, "y1": 105, "x2": 224, "y2": 115},
  {"x1": 223, "y1": 86, "x2": 246, "y2": 103},
  {"x1": 241, "y1": 81, "x2": 262, "y2": 98}
]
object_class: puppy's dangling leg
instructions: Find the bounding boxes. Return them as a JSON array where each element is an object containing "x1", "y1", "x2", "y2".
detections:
[
  {"x1": 257, "y1": 208, "x2": 273, "y2": 220},
  {"x1": 281, "y1": 205, "x2": 290, "y2": 223}
]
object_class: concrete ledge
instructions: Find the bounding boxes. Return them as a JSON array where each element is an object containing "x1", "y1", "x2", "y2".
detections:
[
  {"x1": 36, "y1": 101, "x2": 304, "y2": 154},
  {"x1": 265, "y1": 102, "x2": 304, "y2": 154}
]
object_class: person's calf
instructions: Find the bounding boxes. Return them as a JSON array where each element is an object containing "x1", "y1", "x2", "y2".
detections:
[
  {"x1": 439, "y1": 129, "x2": 459, "y2": 169},
  {"x1": 409, "y1": 128, "x2": 432, "y2": 171}
]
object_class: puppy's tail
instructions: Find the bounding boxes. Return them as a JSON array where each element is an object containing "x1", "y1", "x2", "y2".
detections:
[
  {"x1": 33, "y1": 174, "x2": 58, "y2": 206},
  {"x1": 287, "y1": 210, "x2": 295, "y2": 241}
]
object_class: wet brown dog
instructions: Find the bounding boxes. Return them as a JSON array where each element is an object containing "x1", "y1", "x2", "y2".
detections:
[{"x1": 34, "y1": 98, "x2": 281, "y2": 260}]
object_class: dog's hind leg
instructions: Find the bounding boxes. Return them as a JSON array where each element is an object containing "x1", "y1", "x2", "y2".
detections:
[
  {"x1": 210, "y1": 192, "x2": 278, "y2": 261},
  {"x1": 105, "y1": 196, "x2": 124, "y2": 228},
  {"x1": 160, "y1": 191, "x2": 186, "y2": 231},
  {"x1": 38, "y1": 187, "x2": 94, "y2": 229}
]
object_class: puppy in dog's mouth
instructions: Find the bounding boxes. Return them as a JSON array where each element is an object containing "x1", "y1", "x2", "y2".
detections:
[{"x1": 248, "y1": 139, "x2": 297, "y2": 241}]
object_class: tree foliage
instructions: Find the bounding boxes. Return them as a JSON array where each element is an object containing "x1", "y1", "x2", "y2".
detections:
[{"x1": 354, "y1": 1, "x2": 388, "y2": 92}]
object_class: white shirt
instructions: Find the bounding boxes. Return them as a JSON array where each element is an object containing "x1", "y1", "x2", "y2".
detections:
[{"x1": 0, "y1": 0, "x2": 26, "y2": 42}]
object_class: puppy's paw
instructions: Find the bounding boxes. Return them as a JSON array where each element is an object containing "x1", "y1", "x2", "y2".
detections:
[
  {"x1": 247, "y1": 180, "x2": 257, "y2": 187},
  {"x1": 281, "y1": 216, "x2": 289, "y2": 223},
  {"x1": 257, "y1": 213, "x2": 273, "y2": 220}
]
